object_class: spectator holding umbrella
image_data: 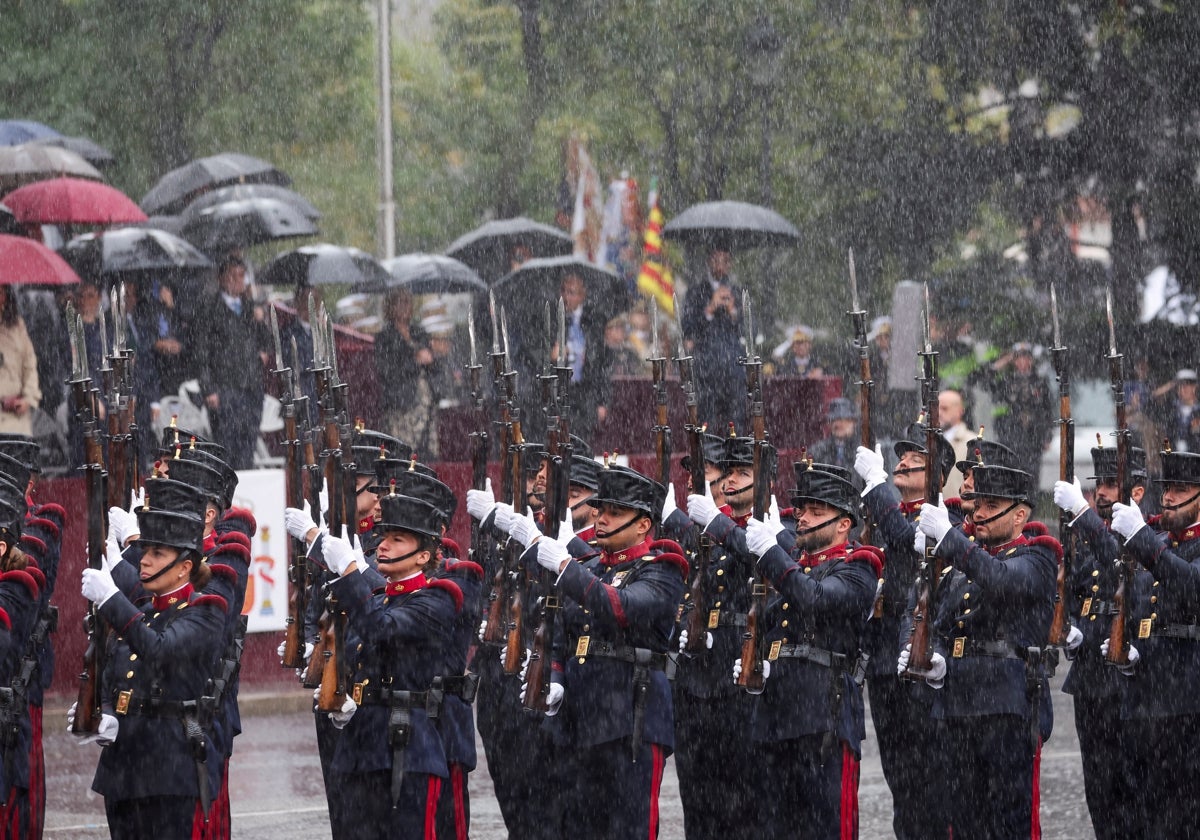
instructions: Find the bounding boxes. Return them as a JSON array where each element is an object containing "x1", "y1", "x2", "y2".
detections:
[
  {"x1": 283, "y1": 283, "x2": 319, "y2": 425},
  {"x1": 0, "y1": 284, "x2": 39, "y2": 435},
  {"x1": 681, "y1": 244, "x2": 747, "y2": 430},
  {"x1": 374, "y1": 287, "x2": 434, "y2": 455}
]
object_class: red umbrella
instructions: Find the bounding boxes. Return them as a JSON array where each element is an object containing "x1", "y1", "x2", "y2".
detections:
[
  {"x1": 2, "y1": 178, "x2": 147, "y2": 225},
  {"x1": 0, "y1": 234, "x2": 81, "y2": 285}
]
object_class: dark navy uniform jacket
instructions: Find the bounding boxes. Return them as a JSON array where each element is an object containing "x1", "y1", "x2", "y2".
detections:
[
  {"x1": 0, "y1": 567, "x2": 41, "y2": 793},
  {"x1": 751, "y1": 540, "x2": 881, "y2": 755},
  {"x1": 432, "y1": 547, "x2": 483, "y2": 770},
  {"x1": 1062, "y1": 508, "x2": 1127, "y2": 700},
  {"x1": 663, "y1": 508, "x2": 753, "y2": 700},
  {"x1": 92, "y1": 582, "x2": 228, "y2": 801},
  {"x1": 540, "y1": 537, "x2": 687, "y2": 751},
  {"x1": 24, "y1": 501, "x2": 65, "y2": 706},
  {"x1": 930, "y1": 526, "x2": 1058, "y2": 721},
  {"x1": 327, "y1": 568, "x2": 461, "y2": 778},
  {"x1": 1122, "y1": 522, "x2": 1200, "y2": 720}
]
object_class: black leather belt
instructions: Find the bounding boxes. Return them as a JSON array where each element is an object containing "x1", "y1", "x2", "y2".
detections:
[
  {"x1": 113, "y1": 692, "x2": 197, "y2": 718},
  {"x1": 951, "y1": 638, "x2": 1024, "y2": 660},
  {"x1": 355, "y1": 684, "x2": 430, "y2": 707},
  {"x1": 1156, "y1": 622, "x2": 1200, "y2": 641},
  {"x1": 1082, "y1": 599, "x2": 1119, "y2": 617},
  {"x1": 435, "y1": 674, "x2": 480, "y2": 703},
  {"x1": 769, "y1": 643, "x2": 847, "y2": 669},
  {"x1": 714, "y1": 610, "x2": 748, "y2": 628},
  {"x1": 581, "y1": 640, "x2": 675, "y2": 674}
]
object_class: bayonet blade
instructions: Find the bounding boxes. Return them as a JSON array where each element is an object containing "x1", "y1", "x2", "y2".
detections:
[
  {"x1": 742, "y1": 290, "x2": 756, "y2": 358},
  {"x1": 922, "y1": 282, "x2": 933, "y2": 353},
  {"x1": 66, "y1": 302, "x2": 84, "y2": 380},
  {"x1": 651, "y1": 306, "x2": 660, "y2": 359},
  {"x1": 467, "y1": 307, "x2": 478, "y2": 368},
  {"x1": 1105, "y1": 286, "x2": 1118, "y2": 356},
  {"x1": 672, "y1": 292, "x2": 687, "y2": 359},
  {"x1": 848, "y1": 247, "x2": 861, "y2": 314},
  {"x1": 289, "y1": 335, "x2": 301, "y2": 381},
  {"x1": 270, "y1": 304, "x2": 285, "y2": 371},
  {"x1": 489, "y1": 290, "x2": 501, "y2": 354},
  {"x1": 501, "y1": 306, "x2": 511, "y2": 367},
  {"x1": 1050, "y1": 283, "x2": 1062, "y2": 349},
  {"x1": 97, "y1": 299, "x2": 110, "y2": 361},
  {"x1": 556, "y1": 298, "x2": 566, "y2": 368}
]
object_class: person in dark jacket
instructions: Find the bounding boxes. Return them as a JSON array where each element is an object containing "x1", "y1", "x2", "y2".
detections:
[
  {"x1": 195, "y1": 257, "x2": 270, "y2": 470},
  {"x1": 680, "y1": 246, "x2": 746, "y2": 431},
  {"x1": 375, "y1": 288, "x2": 435, "y2": 454}
]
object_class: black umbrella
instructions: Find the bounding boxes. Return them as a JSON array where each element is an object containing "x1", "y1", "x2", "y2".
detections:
[
  {"x1": 182, "y1": 183, "x2": 321, "y2": 222},
  {"x1": 352, "y1": 253, "x2": 486, "y2": 296},
  {"x1": 445, "y1": 216, "x2": 571, "y2": 281},
  {"x1": 493, "y1": 255, "x2": 627, "y2": 323},
  {"x1": 29, "y1": 135, "x2": 115, "y2": 168},
  {"x1": 140, "y1": 153, "x2": 291, "y2": 216},
  {"x1": 258, "y1": 243, "x2": 390, "y2": 288},
  {"x1": 179, "y1": 198, "x2": 317, "y2": 254},
  {"x1": 61, "y1": 227, "x2": 213, "y2": 282},
  {"x1": 662, "y1": 200, "x2": 800, "y2": 250},
  {"x1": 0, "y1": 204, "x2": 19, "y2": 236}
]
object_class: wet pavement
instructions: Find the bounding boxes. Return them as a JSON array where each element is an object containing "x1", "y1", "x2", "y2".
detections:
[{"x1": 44, "y1": 672, "x2": 1094, "y2": 839}]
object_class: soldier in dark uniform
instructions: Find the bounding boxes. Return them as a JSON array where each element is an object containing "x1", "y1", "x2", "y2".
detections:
[
  {"x1": 527, "y1": 464, "x2": 687, "y2": 840},
  {"x1": 738, "y1": 465, "x2": 883, "y2": 837},
  {"x1": 1052, "y1": 444, "x2": 1145, "y2": 840},
  {"x1": 312, "y1": 491, "x2": 462, "y2": 840},
  {"x1": 77, "y1": 505, "x2": 229, "y2": 839},
  {"x1": 1106, "y1": 448, "x2": 1200, "y2": 837},
  {"x1": 853, "y1": 424, "x2": 958, "y2": 839},
  {"x1": 910, "y1": 464, "x2": 1059, "y2": 839}
]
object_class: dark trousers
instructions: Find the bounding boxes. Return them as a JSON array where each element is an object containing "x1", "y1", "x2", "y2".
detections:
[
  {"x1": 435, "y1": 762, "x2": 470, "y2": 840},
  {"x1": 210, "y1": 388, "x2": 261, "y2": 470},
  {"x1": 867, "y1": 673, "x2": 949, "y2": 840},
  {"x1": 335, "y1": 770, "x2": 441, "y2": 840},
  {"x1": 758, "y1": 735, "x2": 856, "y2": 839},
  {"x1": 27, "y1": 703, "x2": 42, "y2": 840},
  {"x1": 313, "y1": 712, "x2": 349, "y2": 839},
  {"x1": 1125, "y1": 713, "x2": 1200, "y2": 839},
  {"x1": 563, "y1": 737, "x2": 666, "y2": 840},
  {"x1": 944, "y1": 715, "x2": 1037, "y2": 840},
  {"x1": 674, "y1": 690, "x2": 757, "y2": 839},
  {"x1": 105, "y1": 795, "x2": 200, "y2": 840},
  {"x1": 1073, "y1": 694, "x2": 1133, "y2": 840}
]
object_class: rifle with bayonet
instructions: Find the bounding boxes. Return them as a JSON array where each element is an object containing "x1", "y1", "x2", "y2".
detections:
[
  {"x1": 1047, "y1": 284, "x2": 1074, "y2": 647},
  {"x1": 846, "y1": 250, "x2": 875, "y2": 537},
  {"x1": 675, "y1": 294, "x2": 715, "y2": 655},
  {"x1": 466, "y1": 308, "x2": 490, "y2": 572},
  {"x1": 481, "y1": 293, "x2": 515, "y2": 649},
  {"x1": 736, "y1": 292, "x2": 775, "y2": 693},
  {"x1": 901, "y1": 284, "x2": 945, "y2": 679},
  {"x1": 68, "y1": 303, "x2": 109, "y2": 735},
  {"x1": 272, "y1": 306, "x2": 309, "y2": 670},
  {"x1": 649, "y1": 307, "x2": 671, "y2": 490},
  {"x1": 1104, "y1": 289, "x2": 1135, "y2": 667},
  {"x1": 498, "y1": 311, "x2": 528, "y2": 675},
  {"x1": 105, "y1": 285, "x2": 139, "y2": 508},
  {"x1": 525, "y1": 300, "x2": 570, "y2": 715}
]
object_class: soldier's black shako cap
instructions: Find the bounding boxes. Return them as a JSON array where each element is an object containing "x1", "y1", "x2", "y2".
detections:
[
  {"x1": 163, "y1": 456, "x2": 226, "y2": 509},
  {"x1": 376, "y1": 493, "x2": 442, "y2": 540},
  {"x1": 143, "y1": 477, "x2": 211, "y2": 519},
  {"x1": 158, "y1": 425, "x2": 229, "y2": 461},
  {"x1": 790, "y1": 468, "x2": 860, "y2": 526},
  {"x1": 569, "y1": 455, "x2": 601, "y2": 492},
  {"x1": 956, "y1": 439, "x2": 1021, "y2": 475},
  {"x1": 793, "y1": 460, "x2": 853, "y2": 485},
  {"x1": 1156, "y1": 450, "x2": 1200, "y2": 486},
  {"x1": 370, "y1": 459, "x2": 456, "y2": 523},
  {"x1": 587, "y1": 465, "x2": 666, "y2": 521},
  {"x1": 0, "y1": 435, "x2": 39, "y2": 473},
  {"x1": 0, "y1": 475, "x2": 24, "y2": 516},
  {"x1": 351, "y1": 429, "x2": 405, "y2": 456},
  {"x1": 175, "y1": 446, "x2": 238, "y2": 509},
  {"x1": 719, "y1": 435, "x2": 755, "y2": 469},
  {"x1": 1091, "y1": 445, "x2": 1148, "y2": 481},
  {"x1": 135, "y1": 508, "x2": 205, "y2": 554},
  {"x1": 680, "y1": 432, "x2": 725, "y2": 474},
  {"x1": 894, "y1": 422, "x2": 955, "y2": 484},
  {"x1": 523, "y1": 442, "x2": 549, "y2": 473},
  {"x1": 962, "y1": 465, "x2": 1032, "y2": 503},
  {"x1": 0, "y1": 499, "x2": 22, "y2": 543},
  {"x1": 570, "y1": 434, "x2": 593, "y2": 459},
  {"x1": 0, "y1": 453, "x2": 30, "y2": 496}
]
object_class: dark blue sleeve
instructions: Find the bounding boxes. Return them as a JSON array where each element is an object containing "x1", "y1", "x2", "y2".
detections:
[{"x1": 556, "y1": 559, "x2": 684, "y2": 633}]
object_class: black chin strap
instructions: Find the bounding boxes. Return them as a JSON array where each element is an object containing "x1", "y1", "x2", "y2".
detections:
[
  {"x1": 1161, "y1": 488, "x2": 1200, "y2": 512},
  {"x1": 595, "y1": 512, "x2": 643, "y2": 541},
  {"x1": 570, "y1": 497, "x2": 593, "y2": 514},
  {"x1": 142, "y1": 553, "x2": 184, "y2": 584},
  {"x1": 973, "y1": 500, "x2": 1020, "y2": 527},
  {"x1": 792, "y1": 513, "x2": 843, "y2": 539},
  {"x1": 894, "y1": 466, "x2": 925, "y2": 476},
  {"x1": 724, "y1": 482, "x2": 752, "y2": 499}
]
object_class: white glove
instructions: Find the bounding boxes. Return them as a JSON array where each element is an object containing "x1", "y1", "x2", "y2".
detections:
[
  {"x1": 677, "y1": 628, "x2": 713, "y2": 652},
  {"x1": 493, "y1": 502, "x2": 517, "y2": 535},
  {"x1": 503, "y1": 646, "x2": 532, "y2": 672},
  {"x1": 284, "y1": 503, "x2": 318, "y2": 544},
  {"x1": 731, "y1": 657, "x2": 770, "y2": 689},
  {"x1": 518, "y1": 681, "x2": 564, "y2": 716},
  {"x1": 477, "y1": 619, "x2": 488, "y2": 643},
  {"x1": 745, "y1": 517, "x2": 781, "y2": 558},
  {"x1": 1110, "y1": 502, "x2": 1147, "y2": 541},
  {"x1": 556, "y1": 513, "x2": 575, "y2": 545},
  {"x1": 661, "y1": 483, "x2": 678, "y2": 521},
  {"x1": 351, "y1": 536, "x2": 367, "y2": 572},
  {"x1": 103, "y1": 537, "x2": 124, "y2": 572},
  {"x1": 913, "y1": 529, "x2": 927, "y2": 555},
  {"x1": 128, "y1": 486, "x2": 145, "y2": 513},
  {"x1": 1066, "y1": 625, "x2": 1084, "y2": 653},
  {"x1": 318, "y1": 487, "x2": 329, "y2": 522},
  {"x1": 509, "y1": 507, "x2": 542, "y2": 548},
  {"x1": 69, "y1": 707, "x2": 119, "y2": 746},
  {"x1": 686, "y1": 484, "x2": 720, "y2": 529},
  {"x1": 276, "y1": 640, "x2": 314, "y2": 664},
  {"x1": 108, "y1": 506, "x2": 140, "y2": 547},
  {"x1": 768, "y1": 494, "x2": 780, "y2": 523},
  {"x1": 1100, "y1": 639, "x2": 1140, "y2": 675},
  {"x1": 81, "y1": 566, "x2": 119, "y2": 607},
  {"x1": 322, "y1": 532, "x2": 357, "y2": 576},
  {"x1": 329, "y1": 696, "x2": 357, "y2": 729},
  {"x1": 855, "y1": 444, "x2": 888, "y2": 494},
  {"x1": 1053, "y1": 478, "x2": 1088, "y2": 518},
  {"x1": 466, "y1": 478, "x2": 496, "y2": 521},
  {"x1": 917, "y1": 497, "x2": 952, "y2": 545},
  {"x1": 897, "y1": 643, "x2": 946, "y2": 688},
  {"x1": 536, "y1": 537, "x2": 570, "y2": 574}
]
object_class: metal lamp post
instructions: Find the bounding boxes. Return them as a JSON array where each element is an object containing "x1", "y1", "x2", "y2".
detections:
[{"x1": 745, "y1": 15, "x2": 784, "y2": 341}]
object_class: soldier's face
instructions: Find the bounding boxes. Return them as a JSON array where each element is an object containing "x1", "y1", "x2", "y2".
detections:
[
  {"x1": 140, "y1": 544, "x2": 189, "y2": 595},
  {"x1": 722, "y1": 466, "x2": 754, "y2": 513},
  {"x1": 794, "y1": 501, "x2": 848, "y2": 553},
  {"x1": 894, "y1": 451, "x2": 926, "y2": 495},
  {"x1": 704, "y1": 464, "x2": 725, "y2": 505},
  {"x1": 594, "y1": 503, "x2": 650, "y2": 552},
  {"x1": 1096, "y1": 480, "x2": 1144, "y2": 521},
  {"x1": 971, "y1": 497, "x2": 1027, "y2": 545},
  {"x1": 377, "y1": 530, "x2": 430, "y2": 579},
  {"x1": 960, "y1": 470, "x2": 976, "y2": 515},
  {"x1": 568, "y1": 485, "x2": 598, "y2": 530},
  {"x1": 1161, "y1": 483, "x2": 1200, "y2": 531},
  {"x1": 355, "y1": 476, "x2": 377, "y2": 522}
]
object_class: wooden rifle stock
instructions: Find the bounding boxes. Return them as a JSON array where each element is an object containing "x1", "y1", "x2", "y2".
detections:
[
  {"x1": 502, "y1": 419, "x2": 527, "y2": 675},
  {"x1": 1047, "y1": 347, "x2": 1074, "y2": 646},
  {"x1": 481, "y1": 360, "x2": 515, "y2": 647},
  {"x1": 281, "y1": 404, "x2": 308, "y2": 670},
  {"x1": 72, "y1": 380, "x2": 108, "y2": 735},
  {"x1": 736, "y1": 359, "x2": 771, "y2": 693},
  {"x1": 300, "y1": 429, "x2": 326, "y2": 690},
  {"x1": 1105, "y1": 349, "x2": 1134, "y2": 666}
]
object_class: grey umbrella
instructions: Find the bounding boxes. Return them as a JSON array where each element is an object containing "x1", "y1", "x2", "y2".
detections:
[
  {"x1": 258, "y1": 243, "x2": 390, "y2": 288},
  {"x1": 662, "y1": 200, "x2": 800, "y2": 251},
  {"x1": 352, "y1": 253, "x2": 486, "y2": 296},
  {"x1": 0, "y1": 144, "x2": 103, "y2": 194},
  {"x1": 445, "y1": 216, "x2": 572, "y2": 281},
  {"x1": 179, "y1": 197, "x2": 317, "y2": 254},
  {"x1": 29, "y1": 135, "x2": 115, "y2": 168},
  {"x1": 61, "y1": 227, "x2": 213, "y2": 282},
  {"x1": 493, "y1": 255, "x2": 627, "y2": 323},
  {"x1": 182, "y1": 183, "x2": 320, "y2": 222},
  {"x1": 140, "y1": 152, "x2": 291, "y2": 216}
]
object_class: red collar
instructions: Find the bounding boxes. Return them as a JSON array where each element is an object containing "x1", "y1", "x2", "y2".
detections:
[
  {"x1": 359, "y1": 517, "x2": 375, "y2": 535},
  {"x1": 798, "y1": 541, "x2": 850, "y2": 568},
  {"x1": 986, "y1": 534, "x2": 1029, "y2": 556},
  {"x1": 202, "y1": 532, "x2": 217, "y2": 554},
  {"x1": 385, "y1": 574, "x2": 428, "y2": 597},
  {"x1": 153, "y1": 583, "x2": 193, "y2": 612},
  {"x1": 899, "y1": 499, "x2": 925, "y2": 516},
  {"x1": 1170, "y1": 523, "x2": 1200, "y2": 543},
  {"x1": 600, "y1": 537, "x2": 652, "y2": 568},
  {"x1": 577, "y1": 525, "x2": 596, "y2": 542}
]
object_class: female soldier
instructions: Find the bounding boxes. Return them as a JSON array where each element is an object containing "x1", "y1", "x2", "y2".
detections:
[{"x1": 77, "y1": 505, "x2": 228, "y2": 838}]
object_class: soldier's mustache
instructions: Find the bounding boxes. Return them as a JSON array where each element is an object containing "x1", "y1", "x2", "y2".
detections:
[
  {"x1": 724, "y1": 483, "x2": 752, "y2": 498},
  {"x1": 893, "y1": 467, "x2": 925, "y2": 476}
]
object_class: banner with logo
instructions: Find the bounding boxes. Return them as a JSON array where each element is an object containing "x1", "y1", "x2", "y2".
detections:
[{"x1": 232, "y1": 469, "x2": 289, "y2": 633}]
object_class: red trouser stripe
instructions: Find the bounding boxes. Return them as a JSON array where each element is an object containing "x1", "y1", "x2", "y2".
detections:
[
  {"x1": 841, "y1": 743, "x2": 860, "y2": 840},
  {"x1": 192, "y1": 800, "x2": 206, "y2": 839},
  {"x1": 1031, "y1": 739, "x2": 1042, "y2": 840},
  {"x1": 452, "y1": 764, "x2": 468, "y2": 840},
  {"x1": 204, "y1": 758, "x2": 231, "y2": 839},
  {"x1": 424, "y1": 776, "x2": 443, "y2": 839},
  {"x1": 29, "y1": 703, "x2": 43, "y2": 840},
  {"x1": 648, "y1": 743, "x2": 665, "y2": 840}
]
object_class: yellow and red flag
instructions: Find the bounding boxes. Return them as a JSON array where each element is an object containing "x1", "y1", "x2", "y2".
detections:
[{"x1": 637, "y1": 181, "x2": 674, "y2": 314}]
